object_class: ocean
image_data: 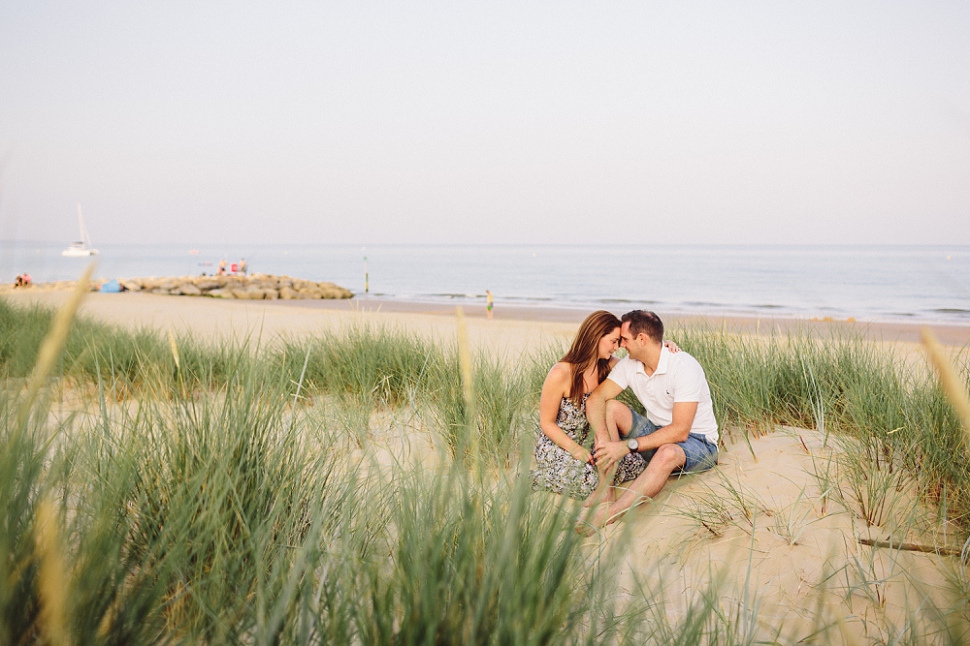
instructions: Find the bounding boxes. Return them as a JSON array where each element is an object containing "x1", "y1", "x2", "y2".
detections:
[{"x1": 2, "y1": 242, "x2": 968, "y2": 326}]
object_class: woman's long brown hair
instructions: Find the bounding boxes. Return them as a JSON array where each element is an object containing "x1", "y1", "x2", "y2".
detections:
[{"x1": 560, "y1": 310, "x2": 621, "y2": 404}]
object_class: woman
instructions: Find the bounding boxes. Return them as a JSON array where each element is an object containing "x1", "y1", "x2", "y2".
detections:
[{"x1": 532, "y1": 311, "x2": 670, "y2": 500}]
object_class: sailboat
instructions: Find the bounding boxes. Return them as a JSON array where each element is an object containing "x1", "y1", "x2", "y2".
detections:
[{"x1": 62, "y1": 203, "x2": 99, "y2": 257}]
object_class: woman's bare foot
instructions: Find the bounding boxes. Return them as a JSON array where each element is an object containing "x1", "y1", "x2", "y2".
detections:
[
  {"x1": 584, "y1": 484, "x2": 617, "y2": 508},
  {"x1": 575, "y1": 504, "x2": 617, "y2": 536},
  {"x1": 584, "y1": 487, "x2": 604, "y2": 508}
]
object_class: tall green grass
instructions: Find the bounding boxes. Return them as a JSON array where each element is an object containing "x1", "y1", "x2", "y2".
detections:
[
  {"x1": 3, "y1": 297, "x2": 970, "y2": 643},
  {"x1": 674, "y1": 323, "x2": 970, "y2": 525},
  {"x1": 3, "y1": 300, "x2": 970, "y2": 520},
  {"x1": 2, "y1": 350, "x2": 632, "y2": 642},
  {"x1": 5, "y1": 301, "x2": 970, "y2": 504}
]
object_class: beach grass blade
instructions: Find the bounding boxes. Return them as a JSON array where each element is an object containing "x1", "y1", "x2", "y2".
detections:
[
  {"x1": 16, "y1": 263, "x2": 94, "y2": 429},
  {"x1": 921, "y1": 327, "x2": 970, "y2": 443},
  {"x1": 34, "y1": 498, "x2": 70, "y2": 646}
]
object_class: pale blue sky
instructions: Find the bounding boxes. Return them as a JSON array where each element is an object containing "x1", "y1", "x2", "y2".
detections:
[{"x1": 1, "y1": 1, "x2": 968, "y2": 245}]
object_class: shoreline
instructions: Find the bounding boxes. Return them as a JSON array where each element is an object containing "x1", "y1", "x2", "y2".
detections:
[
  {"x1": 264, "y1": 296, "x2": 970, "y2": 347},
  {"x1": 3, "y1": 290, "x2": 968, "y2": 350}
]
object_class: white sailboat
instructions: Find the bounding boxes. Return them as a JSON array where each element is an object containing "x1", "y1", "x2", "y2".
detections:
[{"x1": 62, "y1": 203, "x2": 99, "y2": 257}]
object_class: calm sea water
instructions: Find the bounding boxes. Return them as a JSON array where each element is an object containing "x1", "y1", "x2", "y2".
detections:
[{"x1": 2, "y1": 242, "x2": 968, "y2": 325}]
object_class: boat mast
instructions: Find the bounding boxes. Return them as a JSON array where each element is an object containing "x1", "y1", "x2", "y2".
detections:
[{"x1": 77, "y1": 203, "x2": 89, "y2": 247}]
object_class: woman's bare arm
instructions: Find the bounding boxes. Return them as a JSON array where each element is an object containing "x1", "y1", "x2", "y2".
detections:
[{"x1": 539, "y1": 363, "x2": 593, "y2": 463}]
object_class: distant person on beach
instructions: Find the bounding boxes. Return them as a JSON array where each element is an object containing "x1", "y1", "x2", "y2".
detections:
[
  {"x1": 486, "y1": 289, "x2": 494, "y2": 320},
  {"x1": 218, "y1": 259, "x2": 227, "y2": 276},
  {"x1": 13, "y1": 273, "x2": 32, "y2": 287},
  {"x1": 581, "y1": 310, "x2": 718, "y2": 533},
  {"x1": 533, "y1": 311, "x2": 680, "y2": 501},
  {"x1": 240, "y1": 258, "x2": 248, "y2": 275}
]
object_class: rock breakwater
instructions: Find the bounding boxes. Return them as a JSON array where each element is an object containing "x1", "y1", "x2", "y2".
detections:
[{"x1": 3, "y1": 274, "x2": 354, "y2": 300}]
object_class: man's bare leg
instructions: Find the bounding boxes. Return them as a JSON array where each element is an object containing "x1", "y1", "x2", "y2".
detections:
[
  {"x1": 580, "y1": 444, "x2": 686, "y2": 534},
  {"x1": 585, "y1": 401, "x2": 634, "y2": 507}
]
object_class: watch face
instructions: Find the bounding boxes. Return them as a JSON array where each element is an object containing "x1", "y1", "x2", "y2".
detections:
[{"x1": 627, "y1": 439, "x2": 638, "y2": 451}]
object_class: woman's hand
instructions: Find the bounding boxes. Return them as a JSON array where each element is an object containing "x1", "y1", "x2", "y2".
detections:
[
  {"x1": 663, "y1": 340, "x2": 681, "y2": 353},
  {"x1": 570, "y1": 444, "x2": 593, "y2": 464}
]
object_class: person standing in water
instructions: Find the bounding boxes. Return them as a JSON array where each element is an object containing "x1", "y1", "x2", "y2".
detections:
[{"x1": 486, "y1": 289, "x2": 494, "y2": 320}]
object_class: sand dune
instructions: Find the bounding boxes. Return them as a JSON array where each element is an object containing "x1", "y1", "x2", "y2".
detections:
[{"x1": 5, "y1": 288, "x2": 968, "y2": 641}]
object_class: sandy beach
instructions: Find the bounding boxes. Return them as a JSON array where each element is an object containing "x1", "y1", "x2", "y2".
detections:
[{"x1": 4, "y1": 289, "x2": 969, "y2": 352}]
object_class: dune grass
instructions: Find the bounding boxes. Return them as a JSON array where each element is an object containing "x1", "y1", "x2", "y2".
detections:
[
  {"x1": 2, "y1": 297, "x2": 970, "y2": 643},
  {"x1": 673, "y1": 323, "x2": 970, "y2": 526},
  {"x1": 5, "y1": 299, "x2": 966, "y2": 519},
  {"x1": 1, "y1": 340, "x2": 633, "y2": 642}
]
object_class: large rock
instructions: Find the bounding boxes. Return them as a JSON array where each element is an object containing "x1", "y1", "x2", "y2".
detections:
[
  {"x1": 207, "y1": 289, "x2": 235, "y2": 299},
  {"x1": 174, "y1": 283, "x2": 202, "y2": 296},
  {"x1": 297, "y1": 288, "x2": 322, "y2": 299},
  {"x1": 235, "y1": 289, "x2": 264, "y2": 300}
]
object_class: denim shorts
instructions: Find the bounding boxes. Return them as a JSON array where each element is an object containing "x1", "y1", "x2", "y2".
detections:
[{"x1": 622, "y1": 408, "x2": 718, "y2": 474}]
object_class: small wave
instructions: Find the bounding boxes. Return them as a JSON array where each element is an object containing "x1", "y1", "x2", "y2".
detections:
[
  {"x1": 501, "y1": 295, "x2": 554, "y2": 303},
  {"x1": 683, "y1": 301, "x2": 724, "y2": 308},
  {"x1": 428, "y1": 292, "x2": 479, "y2": 300},
  {"x1": 594, "y1": 298, "x2": 659, "y2": 305},
  {"x1": 932, "y1": 308, "x2": 970, "y2": 314}
]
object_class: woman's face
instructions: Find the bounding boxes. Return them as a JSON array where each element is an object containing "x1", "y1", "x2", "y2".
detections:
[{"x1": 598, "y1": 327, "x2": 621, "y2": 360}]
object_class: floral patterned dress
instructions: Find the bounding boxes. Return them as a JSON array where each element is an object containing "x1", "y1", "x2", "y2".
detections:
[{"x1": 532, "y1": 393, "x2": 648, "y2": 500}]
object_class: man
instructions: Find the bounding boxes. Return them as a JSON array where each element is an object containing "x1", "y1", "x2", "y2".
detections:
[{"x1": 584, "y1": 310, "x2": 718, "y2": 530}]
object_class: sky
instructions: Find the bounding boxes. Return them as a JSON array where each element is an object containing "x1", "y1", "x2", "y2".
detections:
[{"x1": 1, "y1": 1, "x2": 968, "y2": 246}]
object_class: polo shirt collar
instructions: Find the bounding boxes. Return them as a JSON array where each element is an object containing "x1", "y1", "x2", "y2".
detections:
[
  {"x1": 655, "y1": 346, "x2": 671, "y2": 375},
  {"x1": 633, "y1": 345, "x2": 670, "y2": 377}
]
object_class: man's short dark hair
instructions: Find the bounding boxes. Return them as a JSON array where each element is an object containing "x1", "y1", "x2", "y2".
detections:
[{"x1": 621, "y1": 310, "x2": 664, "y2": 344}]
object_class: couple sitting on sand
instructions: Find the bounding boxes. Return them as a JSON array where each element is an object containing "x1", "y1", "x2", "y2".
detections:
[{"x1": 533, "y1": 309, "x2": 719, "y2": 531}]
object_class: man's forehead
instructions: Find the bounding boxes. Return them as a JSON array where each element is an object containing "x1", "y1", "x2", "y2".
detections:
[{"x1": 620, "y1": 321, "x2": 632, "y2": 335}]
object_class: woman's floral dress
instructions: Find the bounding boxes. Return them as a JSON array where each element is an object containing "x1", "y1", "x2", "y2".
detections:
[{"x1": 532, "y1": 393, "x2": 647, "y2": 500}]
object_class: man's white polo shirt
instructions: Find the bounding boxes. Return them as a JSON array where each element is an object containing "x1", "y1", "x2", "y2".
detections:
[{"x1": 607, "y1": 346, "x2": 719, "y2": 445}]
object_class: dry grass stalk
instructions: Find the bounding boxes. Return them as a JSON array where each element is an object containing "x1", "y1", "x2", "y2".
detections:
[
  {"x1": 34, "y1": 498, "x2": 71, "y2": 646},
  {"x1": 920, "y1": 327, "x2": 970, "y2": 443},
  {"x1": 858, "y1": 536, "x2": 962, "y2": 556},
  {"x1": 167, "y1": 328, "x2": 181, "y2": 370}
]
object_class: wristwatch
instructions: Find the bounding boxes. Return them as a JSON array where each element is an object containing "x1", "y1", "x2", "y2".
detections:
[{"x1": 626, "y1": 438, "x2": 638, "y2": 453}]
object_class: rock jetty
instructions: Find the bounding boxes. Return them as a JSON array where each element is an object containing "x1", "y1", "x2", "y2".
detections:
[{"x1": 3, "y1": 274, "x2": 354, "y2": 300}]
